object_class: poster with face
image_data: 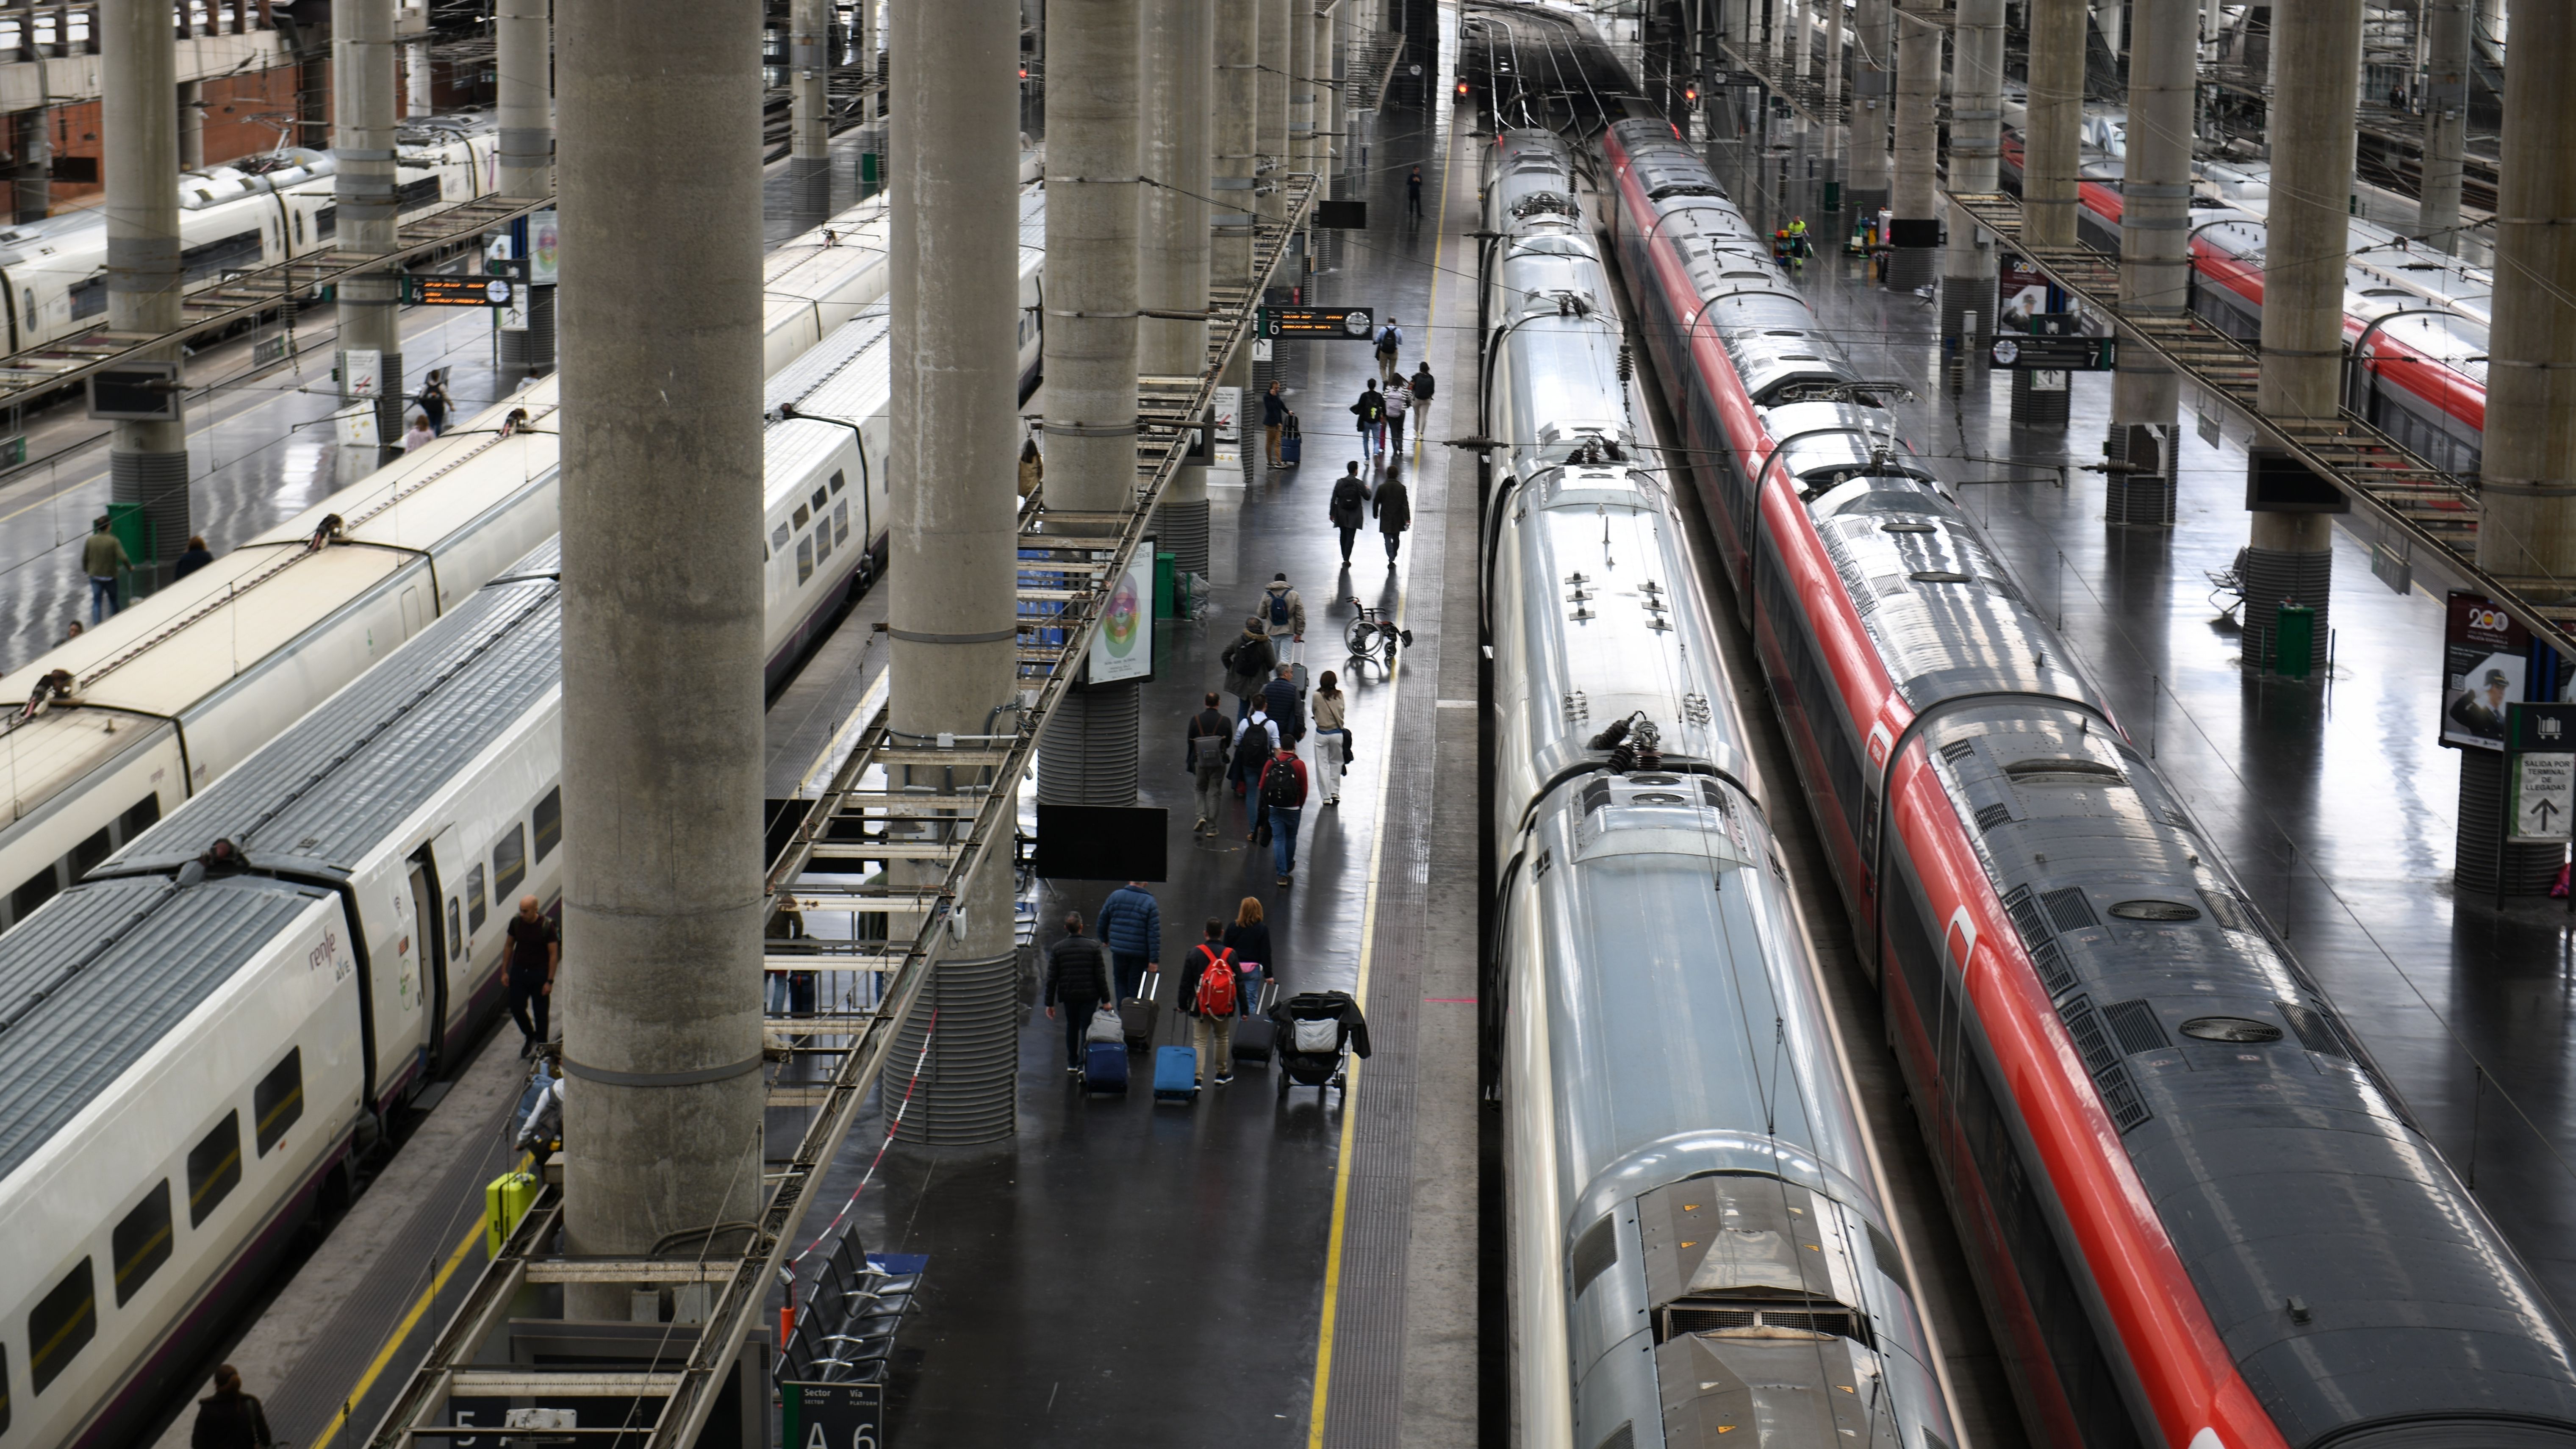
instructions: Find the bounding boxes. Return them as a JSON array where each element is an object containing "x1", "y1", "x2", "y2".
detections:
[
  {"x1": 2442, "y1": 591, "x2": 2527, "y2": 751},
  {"x1": 1998, "y1": 252, "x2": 2050, "y2": 333}
]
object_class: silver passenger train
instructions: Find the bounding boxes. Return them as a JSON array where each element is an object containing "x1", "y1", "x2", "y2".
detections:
[{"x1": 1480, "y1": 126, "x2": 1958, "y2": 1449}]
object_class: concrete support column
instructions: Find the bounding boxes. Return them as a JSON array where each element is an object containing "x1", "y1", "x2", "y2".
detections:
[
  {"x1": 2103, "y1": 0, "x2": 2194, "y2": 522},
  {"x1": 333, "y1": 0, "x2": 404, "y2": 451},
  {"x1": 1823, "y1": 0, "x2": 1844, "y2": 194},
  {"x1": 13, "y1": 110, "x2": 47, "y2": 224},
  {"x1": 406, "y1": 39, "x2": 432, "y2": 116},
  {"x1": 104, "y1": 0, "x2": 186, "y2": 596},
  {"x1": 1848, "y1": 0, "x2": 1891, "y2": 214},
  {"x1": 889, "y1": 0, "x2": 1025, "y2": 1140},
  {"x1": 497, "y1": 0, "x2": 554, "y2": 375},
  {"x1": 1214, "y1": 0, "x2": 1258, "y2": 285},
  {"x1": 791, "y1": 0, "x2": 832, "y2": 211},
  {"x1": 1887, "y1": 0, "x2": 1941, "y2": 287},
  {"x1": 2421, "y1": 0, "x2": 2469, "y2": 252},
  {"x1": 1142, "y1": 0, "x2": 1212, "y2": 377},
  {"x1": 178, "y1": 81, "x2": 203, "y2": 170},
  {"x1": 1786, "y1": 0, "x2": 1807, "y2": 79},
  {"x1": 1040, "y1": 0, "x2": 1143, "y2": 807},
  {"x1": 2024, "y1": 0, "x2": 2082, "y2": 248},
  {"x1": 2474, "y1": 0, "x2": 2576, "y2": 588},
  {"x1": 1288, "y1": 0, "x2": 1312, "y2": 177},
  {"x1": 555, "y1": 0, "x2": 767, "y2": 1310},
  {"x1": 1256, "y1": 0, "x2": 1289, "y2": 226},
  {"x1": 1939, "y1": 0, "x2": 2001, "y2": 349},
  {"x1": 2246, "y1": 0, "x2": 2360, "y2": 675}
]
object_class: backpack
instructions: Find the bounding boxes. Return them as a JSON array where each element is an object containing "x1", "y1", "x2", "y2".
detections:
[
  {"x1": 1193, "y1": 944, "x2": 1239, "y2": 1016},
  {"x1": 1260, "y1": 758, "x2": 1301, "y2": 808},
  {"x1": 1268, "y1": 590, "x2": 1291, "y2": 626},
  {"x1": 1190, "y1": 709, "x2": 1230, "y2": 770},
  {"x1": 1234, "y1": 716, "x2": 1274, "y2": 772}
]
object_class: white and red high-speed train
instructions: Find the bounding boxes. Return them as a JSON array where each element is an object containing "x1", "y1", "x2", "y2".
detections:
[{"x1": 1605, "y1": 112, "x2": 2576, "y2": 1449}]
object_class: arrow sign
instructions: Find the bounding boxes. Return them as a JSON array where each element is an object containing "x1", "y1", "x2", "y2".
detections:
[{"x1": 2510, "y1": 748, "x2": 2575, "y2": 843}]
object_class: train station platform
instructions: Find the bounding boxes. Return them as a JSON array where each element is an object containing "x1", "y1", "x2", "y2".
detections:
[{"x1": 1704, "y1": 106, "x2": 2576, "y2": 1330}]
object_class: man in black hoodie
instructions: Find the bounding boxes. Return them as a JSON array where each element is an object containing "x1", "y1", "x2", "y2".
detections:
[
  {"x1": 1043, "y1": 912, "x2": 1116, "y2": 1073},
  {"x1": 1329, "y1": 463, "x2": 1370, "y2": 565}
]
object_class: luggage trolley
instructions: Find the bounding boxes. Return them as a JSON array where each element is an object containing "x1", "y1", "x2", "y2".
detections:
[{"x1": 1272, "y1": 989, "x2": 1371, "y2": 1102}]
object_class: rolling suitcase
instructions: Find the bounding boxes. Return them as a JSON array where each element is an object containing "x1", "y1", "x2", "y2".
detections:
[
  {"x1": 1279, "y1": 414, "x2": 1303, "y2": 465},
  {"x1": 1153, "y1": 1044, "x2": 1200, "y2": 1103},
  {"x1": 1118, "y1": 970, "x2": 1160, "y2": 1052},
  {"x1": 1084, "y1": 1039, "x2": 1129, "y2": 1095},
  {"x1": 1231, "y1": 979, "x2": 1281, "y2": 1064}
]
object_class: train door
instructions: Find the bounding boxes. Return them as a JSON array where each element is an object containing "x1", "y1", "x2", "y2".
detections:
[
  {"x1": 406, "y1": 835, "x2": 455, "y2": 1075},
  {"x1": 399, "y1": 584, "x2": 424, "y2": 639}
]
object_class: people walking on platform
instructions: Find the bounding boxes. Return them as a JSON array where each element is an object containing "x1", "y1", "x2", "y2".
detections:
[
  {"x1": 505, "y1": 894, "x2": 559, "y2": 1058},
  {"x1": 1406, "y1": 165, "x2": 1425, "y2": 219},
  {"x1": 418, "y1": 368, "x2": 452, "y2": 435},
  {"x1": 1231, "y1": 703, "x2": 1281, "y2": 796},
  {"x1": 1312, "y1": 670, "x2": 1350, "y2": 804},
  {"x1": 1043, "y1": 911, "x2": 1116, "y2": 1073},
  {"x1": 1330, "y1": 464, "x2": 1370, "y2": 565},
  {"x1": 1350, "y1": 379, "x2": 1386, "y2": 457},
  {"x1": 1255, "y1": 743, "x2": 1311, "y2": 884},
  {"x1": 1018, "y1": 436, "x2": 1044, "y2": 499},
  {"x1": 1178, "y1": 920, "x2": 1241, "y2": 1086},
  {"x1": 1222, "y1": 613, "x2": 1277, "y2": 715},
  {"x1": 1372, "y1": 468, "x2": 1413, "y2": 565},
  {"x1": 1261, "y1": 571, "x2": 1306, "y2": 648},
  {"x1": 404, "y1": 413, "x2": 436, "y2": 452},
  {"x1": 190, "y1": 1364, "x2": 275, "y2": 1449},
  {"x1": 1410, "y1": 360, "x2": 1436, "y2": 409},
  {"x1": 83, "y1": 516, "x2": 128, "y2": 623},
  {"x1": 1095, "y1": 880, "x2": 1162, "y2": 1004},
  {"x1": 173, "y1": 535, "x2": 215, "y2": 582},
  {"x1": 1262, "y1": 662, "x2": 1306, "y2": 743},
  {"x1": 1223, "y1": 896, "x2": 1274, "y2": 1006},
  {"x1": 1374, "y1": 318, "x2": 1404, "y2": 380},
  {"x1": 1262, "y1": 380, "x2": 1290, "y2": 466},
  {"x1": 1384, "y1": 371, "x2": 1412, "y2": 455},
  {"x1": 1187, "y1": 691, "x2": 1233, "y2": 835}
]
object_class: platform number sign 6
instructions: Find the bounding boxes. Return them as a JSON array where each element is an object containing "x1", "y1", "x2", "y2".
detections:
[{"x1": 785, "y1": 1380, "x2": 885, "y2": 1449}]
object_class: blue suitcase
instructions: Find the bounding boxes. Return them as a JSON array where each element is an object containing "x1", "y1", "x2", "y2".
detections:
[
  {"x1": 1152, "y1": 1044, "x2": 1199, "y2": 1103},
  {"x1": 1084, "y1": 1040, "x2": 1129, "y2": 1095},
  {"x1": 1279, "y1": 427, "x2": 1302, "y2": 465}
]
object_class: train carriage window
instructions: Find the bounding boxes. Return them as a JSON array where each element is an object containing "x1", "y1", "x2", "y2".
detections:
[
  {"x1": 69, "y1": 276, "x2": 105, "y2": 320},
  {"x1": 810, "y1": 487, "x2": 828, "y2": 514},
  {"x1": 186, "y1": 1113, "x2": 241, "y2": 1225},
  {"x1": 12, "y1": 865, "x2": 61, "y2": 922},
  {"x1": 493, "y1": 823, "x2": 527, "y2": 900},
  {"x1": 827, "y1": 469, "x2": 846, "y2": 495},
  {"x1": 792, "y1": 504, "x2": 810, "y2": 530},
  {"x1": 111, "y1": 1182, "x2": 173, "y2": 1305},
  {"x1": 771, "y1": 522, "x2": 792, "y2": 552},
  {"x1": 815, "y1": 516, "x2": 833, "y2": 563},
  {"x1": 292, "y1": 211, "x2": 305, "y2": 246},
  {"x1": 796, "y1": 535, "x2": 814, "y2": 585},
  {"x1": 466, "y1": 864, "x2": 487, "y2": 931},
  {"x1": 446, "y1": 899, "x2": 463, "y2": 963},
  {"x1": 533, "y1": 787, "x2": 562, "y2": 862},
  {"x1": 27, "y1": 1258, "x2": 95, "y2": 1394},
  {"x1": 70, "y1": 826, "x2": 112, "y2": 878},
  {"x1": 834, "y1": 501, "x2": 849, "y2": 544},
  {"x1": 122, "y1": 793, "x2": 161, "y2": 840},
  {"x1": 253, "y1": 1048, "x2": 302, "y2": 1155}
]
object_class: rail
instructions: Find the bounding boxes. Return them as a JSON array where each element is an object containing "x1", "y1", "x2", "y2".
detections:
[
  {"x1": 1942, "y1": 187, "x2": 2576, "y2": 658},
  {"x1": 360, "y1": 170, "x2": 1322, "y2": 1449},
  {"x1": 0, "y1": 189, "x2": 558, "y2": 409},
  {"x1": 1715, "y1": 39, "x2": 1847, "y2": 127}
]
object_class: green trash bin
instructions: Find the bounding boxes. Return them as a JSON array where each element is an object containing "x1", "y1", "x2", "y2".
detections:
[
  {"x1": 2272, "y1": 601, "x2": 2315, "y2": 680},
  {"x1": 1154, "y1": 550, "x2": 1178, "y2": 619},
  {"x1": 105, "y1": 500, "x2": 155, "y2": 605},
  {"x1": 1822, "y1": 180, "x2": 1842, "y2": 213}
]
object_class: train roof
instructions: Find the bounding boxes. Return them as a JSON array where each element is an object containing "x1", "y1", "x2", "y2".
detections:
[
  {"x1": 100, "y1": 554, "x2": 563, "y2": 883},
  {"x1": 0, "y1": 873, "x2": 335, "y2": 1187}
]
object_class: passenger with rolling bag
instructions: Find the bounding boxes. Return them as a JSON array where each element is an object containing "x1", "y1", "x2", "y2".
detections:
[
  {"x1": 1167, "y1": 920, "x2": 1245, "y2": 1095},
  {"x1": 1043, "y1": 911, "x2": 1117, "y2": 1078},
  {"x1": 1223, "y1": 897, "x2": 1280, "y2": 1064}
]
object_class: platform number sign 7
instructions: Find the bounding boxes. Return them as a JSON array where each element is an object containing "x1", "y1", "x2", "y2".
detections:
[{"x1": 782, "y1": 1380, "x2": 885, "y2": 1449}]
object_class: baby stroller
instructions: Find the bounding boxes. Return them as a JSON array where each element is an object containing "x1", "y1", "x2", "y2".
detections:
[{"x1": 1273, "y1": 989, "x2": 1372, "y2": 1101}]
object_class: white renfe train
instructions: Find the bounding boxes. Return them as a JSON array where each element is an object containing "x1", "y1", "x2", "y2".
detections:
[
  {"x1": 0, "y1": 177, "x2": 1046, "y2": 943},
  {"x1": 0, "y1": 118, "x2": 496, "y2": 354}
]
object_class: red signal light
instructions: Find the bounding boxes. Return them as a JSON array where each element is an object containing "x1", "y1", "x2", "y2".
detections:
[{"x1": 1456, "y1": 79, "x2": 1470, "y2": 97}]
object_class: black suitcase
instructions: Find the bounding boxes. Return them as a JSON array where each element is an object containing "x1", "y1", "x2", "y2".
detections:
[
  {"x1": 1231, "y1": 979, "x2": 1281, "y2": 1064},
  {"x1": 1118, "y1": 971, "x2": 1160, "y2": 1052}
]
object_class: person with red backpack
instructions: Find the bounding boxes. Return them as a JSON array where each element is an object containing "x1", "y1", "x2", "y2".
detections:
[{"x1": 1176, "y1": 918, "x2": 1242, "y2": 1087}]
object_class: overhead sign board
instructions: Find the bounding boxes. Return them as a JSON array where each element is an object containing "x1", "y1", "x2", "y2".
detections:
[
  {"x1": 411, "y1": 274, "x2": 517, "y2": 307},
  {"x1": 2506, "y1": 703, "x2": 2576, "y2": 843},
  {"x1": 1989, "y1": 334, "x2": 2116, "y2": 371},
  {"x1": 781, "y1": 1380, "x2": 885, "y2": 1449},
  {"x1": 2441, "y1": 590, "x2": 2527, "y2": 752},
  {"x1": 87, "y1": 361, "x2": 183, "y2": 421},
  {"x1": 1261, "y1": 306, "x2": 1376, "y2": 341}
]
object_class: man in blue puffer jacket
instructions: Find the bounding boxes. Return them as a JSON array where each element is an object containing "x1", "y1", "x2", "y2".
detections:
[{"x1": 1094, "y1": 880, "x2": 1162, "y2": 1004}]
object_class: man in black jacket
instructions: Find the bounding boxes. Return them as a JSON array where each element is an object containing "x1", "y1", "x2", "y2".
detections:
[
  {"x1": 1045, "y1": 913, "x2": 1116, "y2": 1072},
  {"x1": 1186, "y1": 692, "x2": 1233, "y2": 835},
  {"x1": 1372, "y1": 470, "x2": 1412, "y2": 565},
  {"x1": 1329, "y1": 463, "x2": 1370, "y2": 564},
  {"x1": 1261, "y1": 662, "x2": 1305, "y2": 743},
  {"x1": 1410, "y1": 361, "x2": 1435, "y2": 406}
]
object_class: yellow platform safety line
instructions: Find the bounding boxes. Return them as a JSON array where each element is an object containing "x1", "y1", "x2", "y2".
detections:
[
  {"x1": 1308, "y1": 99, "x2": 1461, "y2": 1449},
  {"x1": 307, "y1": 1151, "x2": 531, "y2": 1449}
]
